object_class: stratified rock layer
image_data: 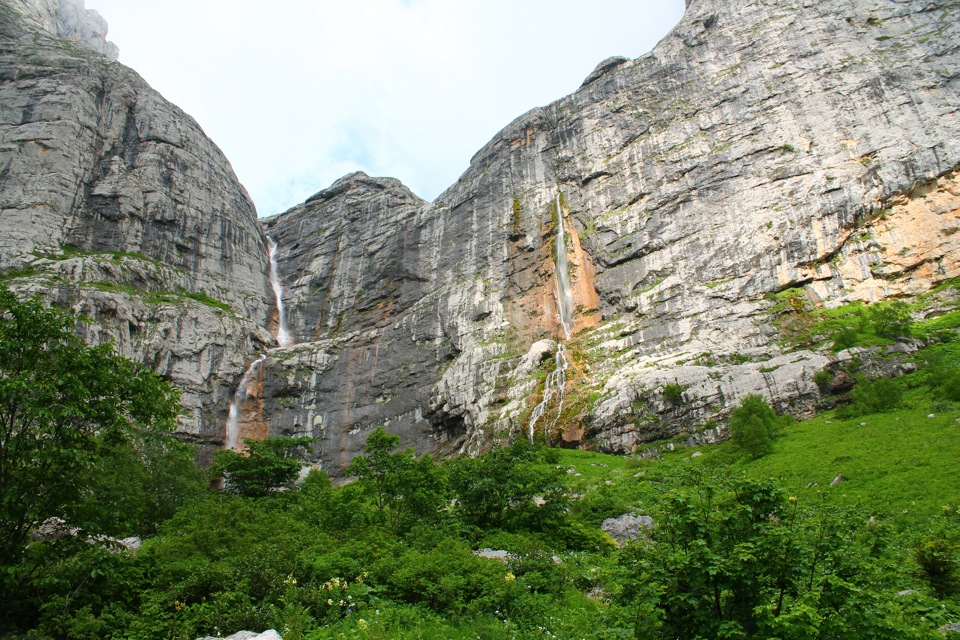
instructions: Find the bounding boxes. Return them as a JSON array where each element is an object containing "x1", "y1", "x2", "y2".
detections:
[
  {"x1": 1, "y1": 0, "x2": 957, "y2": 472},
  {"x1": 0, "y1": 0, "x2": 273, "y2": 443},
  {"x1": 263, "y1": 0, "x2": 959, "y2": 471}
]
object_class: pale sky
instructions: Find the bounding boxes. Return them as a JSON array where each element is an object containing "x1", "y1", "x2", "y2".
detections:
[{"x1": 85, "y1": 1, "x2": 686, "y2": 216}]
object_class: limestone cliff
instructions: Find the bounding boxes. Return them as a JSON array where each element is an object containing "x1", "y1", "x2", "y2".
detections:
[
  {"x1": 0, "y1": 0, "x2": 957, "y2": 473},
  {"x1": 259, "y1": 0, "x2": 959, "y2": 470},
  {"x1": 0, "y1": 0, "x2": 274, "y2": 445}
]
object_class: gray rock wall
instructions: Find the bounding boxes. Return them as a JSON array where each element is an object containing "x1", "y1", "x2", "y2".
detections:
[
  {"x1": 261, "y1": 0, "x2": 960, "y2": 471},
  {"x1": 0, "y1": 0, "x2": 274, "y2": 444}
]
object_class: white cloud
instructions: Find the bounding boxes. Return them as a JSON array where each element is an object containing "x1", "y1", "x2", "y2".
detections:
[{"x1": 85, "y1": 0, "x2": 685, "y2": 215}]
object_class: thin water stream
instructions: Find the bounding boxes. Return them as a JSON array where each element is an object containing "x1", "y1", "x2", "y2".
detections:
[
  {"x1": 528, "y1": 193, "x2": 574, "y2": 441},
  {"x1": 225, "y1": 354, "x2": 266, "y2": 450}
]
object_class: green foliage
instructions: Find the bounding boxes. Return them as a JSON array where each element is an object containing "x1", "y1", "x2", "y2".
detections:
[
  {"x1": 870, "y1": 300, "x2": 913, "y2": 338},
  {"x1": 662, "y1": 383, "x2": 685, "y2": 404},
  {"x1": 813, "y1": 367, "x2": 834, "y2": 392},
  {"x1": 728, "y1": 395, "x2": 782, "y2": 458},
  {"x1": 835, "y1": 377, "x2": 903, "y2": 418},
  {"x1": 620, "y1": 470, "x2": 941, "y2": 639},
  {"x1": 0, "y1": 286, "x2": 194, "y2": 632},
  {"x1": 347, "y1": 426, "x2": 447, "y2": 532},
  {"x1": 211, "y1": 436, "x2": 313, "y2": 497},
  {"x1": 915, "y1": 534, "x2": 959, "y2": 598},
  {"x1": 448, "y1": 439, "x2": 567, "y2": 534}
]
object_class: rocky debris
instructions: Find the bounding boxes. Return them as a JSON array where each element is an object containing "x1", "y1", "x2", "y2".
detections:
[
  {"x1": 30, "y1": 517, "x2": 141, "y2": 551},
  {"x1": 197, "y1": 631, "x2": 283, "y2": 640},
  {"x1": 475, "y1": 549, "x2": 511, "y2": 562},
  {"x1": 940, "y1": 622, "x2": 960, "y2": 633},
  {"x1": 831, "y1": 474, "x2": 845, "y2": 486},
  {"x1": 602, "y1": 513, "x2": 654, "y2": 545}
]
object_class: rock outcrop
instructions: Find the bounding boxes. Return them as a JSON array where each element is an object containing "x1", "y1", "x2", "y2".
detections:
[
  {"x1": 0, "y1": 0, "x2": 273, "y2": 446},
  {"x1": 1, "y1": 0, "x2": 958, "y2": 472},
  {"x1": 257, "y1": 0, "x2": 959, "y2": 470}
]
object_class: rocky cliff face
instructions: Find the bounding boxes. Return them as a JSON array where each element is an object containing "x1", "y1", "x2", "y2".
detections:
[
  {"x1": 258, "y1": 0, "x2": 959, "y2": 471},
  {"x1": 1, "y1": 0, "x2": 957, "y2": 473},
  {"x1": 0, "y1": 0, "x2": 274, "y2": 446}
]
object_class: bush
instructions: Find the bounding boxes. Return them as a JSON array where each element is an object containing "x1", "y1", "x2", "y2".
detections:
[
  {"x1": 663, "y1": 383, "x2": 685, "y2": 404},
  {"x1": 835, "y1": 377, "x2": 902, "y2": 418},
  {"x1": 870, "y1": 300, "x2": 913, "y2": 338},
  {"x1": 211, "y1": 436, "x2": 313, "y2": 497},
  {"x1": 813, "y1": 368, "x2": 833, "y2": 392},
  {"x1": 728, "y1": 395, "x2": 783, "y2": 458},
  {"x1": 915, "y1": 535, "x2": 959, "y2": 598}
]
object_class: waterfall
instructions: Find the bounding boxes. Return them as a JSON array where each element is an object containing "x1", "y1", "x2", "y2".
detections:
[
  {"x1": 553, "y1": 193, "x2": 574, "y2": 340},
  {"x1": 225, "y1": 354, "x2": 266, "y2": 450},
  {"x1": 267, "y1": 237, "x2": 293, "y2": 348},
  {"x1": 528, "y1": 347, "x2": 569, "y2": 441},
  {"x1": 528, "y1": 192, "x2": 574, "y2": 442}
]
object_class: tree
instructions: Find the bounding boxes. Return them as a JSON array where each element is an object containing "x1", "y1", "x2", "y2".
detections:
[
  {"x1": 210, "y1": 436, "x2": 313, "y2": 497},
  {"x1": 728, "y1": 394, "x2": 783, "y2": 458},
  {"x1": 870, "y1": 300, "x2": 913, "y2": 338},
  {"x1": 0, "y1": 287, "x2": 181, "y2": 557},
  {"x1": 347, "y1": 426, "x2": 446, "y2": 531},
  {"x1": 621, "y1": 470, "x2": 933, "y2": 639},
  {"x1": 0, "y1": 286, "x2": 186, "y2": 626},
  {"x1": 448, "y1": 438, "x2": 567, "y2": 532}
]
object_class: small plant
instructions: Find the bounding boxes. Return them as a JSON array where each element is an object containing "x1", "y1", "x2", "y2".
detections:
[
  {"x1": 813, "y1": 368, "x2": 833, "y2": 392},
  {"x1": 663, "y1": 383, "x2": 685, "y2": 405},
  {"x1": 781, "y1": 143, "x2": 796, "y2": 152}
]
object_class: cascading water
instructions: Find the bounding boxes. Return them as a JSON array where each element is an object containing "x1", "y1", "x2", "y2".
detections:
[
  {"x1": 225, "y1": 354, "x2": 266, "y2": 450},
  {"x1": 267, "y1": 236, "x2": 293, "y2": 348},
  {"x1": 553, "y1": 193, "x2": 575, "y2": 340},
  {"x1": 528, "y1": 192, "x2": 574, "y2": 442}
]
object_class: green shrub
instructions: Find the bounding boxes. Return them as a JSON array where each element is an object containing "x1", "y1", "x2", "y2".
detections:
[
  {"x1": 728, "y1": 395, "x2": 783, "y2": 459},
  {"x1": 870, "y1": 300, "x2": 913, "y2": 338},
  {"x1": 915, "y1": 535, "x2": 959, "y2": 598},
  {"x1": 813, "y1": 368, "x2": 833, "y2": 392},
  {"x1": 835, "y1": 377, "x2": 902, "y2": 418},
  {"x1": 663, "y1": 383, "x2": 685, "y2": 404}
]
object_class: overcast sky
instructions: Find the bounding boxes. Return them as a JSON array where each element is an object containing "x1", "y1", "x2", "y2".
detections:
[{"x1": 85, "y1": 1, "x2": 686, "y2": 216}]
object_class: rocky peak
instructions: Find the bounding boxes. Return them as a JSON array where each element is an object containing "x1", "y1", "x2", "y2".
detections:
[{"x1": 10, "y1": 0, "x2": 118, "y2": 59}]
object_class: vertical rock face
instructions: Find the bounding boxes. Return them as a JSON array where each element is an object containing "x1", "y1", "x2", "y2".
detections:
[
  {"x1": 261, "y1": 0, "x2": 959, "y2": 472},
  {"x1": 1, "y1": 0, "x2": 958, "y2": 473},
  {"x1": 0, "y1": 0, "x2": 273, "y2": 444}
]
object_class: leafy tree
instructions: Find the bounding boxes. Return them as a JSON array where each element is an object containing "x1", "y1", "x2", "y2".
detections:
[
  {"x1": 448, "y1": 439, "x2": 567, "y2": 532},
  {"x1": 0, "y1": 286, "x2": 185, "y2": 628},
  {"x1": 870, "y1": 300, "x2": 913, "y2": 338},
  {"x1": 728, "y1": 394, "x2": 783, "y2": 458},
  {"x1": 210, "y1": 436, "x2": 313, "y2": 497},
  {"x1": 348, "y1": 426, "x2": 447, "y2": 532},
  {"x1": 621, "y1": 470, "x2": 936, "y2": 639}
]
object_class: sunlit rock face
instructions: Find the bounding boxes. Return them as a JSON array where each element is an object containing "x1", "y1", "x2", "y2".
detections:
[
  {"x1": 1, "y1": 0, "x2": 958, "y2": 473},
  {"x1": 260, "y1": 0, "x2": 959, "y2": 471},
  {"x1": 0, "y1": 0, "x2": 273, "y2": 446}
]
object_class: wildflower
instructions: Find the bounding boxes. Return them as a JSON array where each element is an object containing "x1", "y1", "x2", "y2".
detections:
[
  {"x1": 504, "y1": 572, "x2": 516, "y2": 582},
  {"x1": 327, "y1": 599, "x2": 334, "y2": 606},
  {"x1": 358, "y1": 619, "x2": 368, "y2": 630},
  {"x1": 789, "y1": 496, "x2": 798, "y2": 502}
]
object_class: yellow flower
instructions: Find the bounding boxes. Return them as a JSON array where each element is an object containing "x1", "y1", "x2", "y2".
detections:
[
  {"x1": 504, "y1": 572, "x2": 516, "y2": 582},
  {"x1": 327, "y1": 599, "x2": 334, "y2": 606},
  {"x1": 358, "y1": 619, "x2": 368, "y2": 630}
]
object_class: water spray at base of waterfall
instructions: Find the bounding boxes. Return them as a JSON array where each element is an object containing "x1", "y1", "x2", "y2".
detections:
[
  {"x1": 528, "y1": 192, "x2": 576, "y2": 442},
  {"x1": 267, "y1": 237, "x2": 293, "y2": 348},
  {"x1": 225, "y1": 354, "x2": 266, "y2": 450}
]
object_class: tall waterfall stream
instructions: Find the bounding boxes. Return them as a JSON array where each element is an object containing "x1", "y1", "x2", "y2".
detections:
[{"x1": 528, "y1": 193, "x2": 573, "y2": 442}]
